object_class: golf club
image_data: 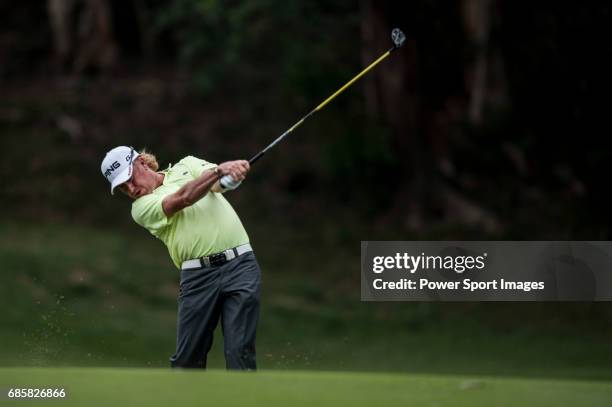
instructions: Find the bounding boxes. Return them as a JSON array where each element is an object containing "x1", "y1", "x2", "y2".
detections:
[{"x1": 220, "y1": 28, "x2": 406, "y2": 188}]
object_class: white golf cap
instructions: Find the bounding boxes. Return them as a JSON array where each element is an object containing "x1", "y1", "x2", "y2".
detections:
[{"x1": 101, "y1": 146, "x2": 140, "y2": 194}]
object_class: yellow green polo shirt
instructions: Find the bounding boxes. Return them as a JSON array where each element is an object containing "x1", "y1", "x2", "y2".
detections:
[{"x1": 131, "y1": 155, "x2": 250, "y2": 269}]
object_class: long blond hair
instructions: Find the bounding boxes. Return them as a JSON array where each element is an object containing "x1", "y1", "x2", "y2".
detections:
[{"x1": 139, "y1": 148, "x2": 159, "y2": 171}]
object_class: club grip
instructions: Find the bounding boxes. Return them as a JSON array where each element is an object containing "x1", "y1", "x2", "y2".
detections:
[
  {"x1": 220, "y1": 175, "x2": 233, "y2": 188},
  {"x1": 219, "y1": 175, "x2": 242, "y2": 190}
]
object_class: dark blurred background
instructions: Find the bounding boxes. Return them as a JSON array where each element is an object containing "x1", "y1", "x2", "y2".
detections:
[{"x1": 1, "y1": 0, "x2": 611, "y2": 377}]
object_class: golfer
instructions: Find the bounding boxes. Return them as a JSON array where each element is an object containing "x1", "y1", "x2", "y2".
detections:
[{"x1": 100, "y1": 146, "x2": 261, "y2": 370}]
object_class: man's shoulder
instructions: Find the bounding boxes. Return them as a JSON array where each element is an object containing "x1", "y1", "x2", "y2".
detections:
[
  {"x1": 174, "y1": 155, "x2": 216, "y2": 177},
  {"x1": 132, "y1": 192, "x2": 161, "y2": 206},
  {"x1": 130, "y1": 191, "x2": 171, "y2": 234},
  {"x1": 131, "y1": 192, "x2": 163, "y2": 219},
  {"x1": 176, "y1": 155, "x2": 209, "y2": 166}
]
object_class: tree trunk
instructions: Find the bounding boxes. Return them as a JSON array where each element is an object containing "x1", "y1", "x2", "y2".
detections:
[
  {"x1": 47, "y1": 0, "x2": 118, "y2": 74},
  {"x1": 74, "y1": 0, "x2": 118, "y2": 74},
  {"x1": 463, "y1": 0, "x2": 508, "y2": 123},
  {"x1": 47, "y1": 0, "x2": 77, "y2": 68}
]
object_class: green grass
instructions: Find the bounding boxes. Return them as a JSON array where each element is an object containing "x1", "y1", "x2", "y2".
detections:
[
  {"x1": 1, "y1": 221, "x2": 612, "y2": 381},
  {"x1": 1, "y1": 368, "x2": 612, "y2": 407}
]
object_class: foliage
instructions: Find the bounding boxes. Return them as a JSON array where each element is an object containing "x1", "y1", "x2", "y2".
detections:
[{"x1": 153, "y1": 0, "x2": 359, "y2": 97}]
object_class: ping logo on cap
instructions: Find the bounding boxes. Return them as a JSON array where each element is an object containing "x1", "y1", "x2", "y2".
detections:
[
  {"x1": 101, "y1": 146, "x2": 139, "y2": 194},
  {"x1": 104, "y1": 161, "x2": 121, "y2": 178}
]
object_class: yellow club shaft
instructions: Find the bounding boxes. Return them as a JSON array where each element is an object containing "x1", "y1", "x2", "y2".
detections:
[
  {"x1": 313, "y1": 48, "x2": 393, "y2": 112},
  {"x1": 250, "y1": 46, "x2": 397, "y2": 164}
]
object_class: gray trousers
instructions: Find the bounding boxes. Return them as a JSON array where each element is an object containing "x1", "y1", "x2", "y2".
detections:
[{"x1": 169, "y1": 251, "x2": 261, "y2": 370}]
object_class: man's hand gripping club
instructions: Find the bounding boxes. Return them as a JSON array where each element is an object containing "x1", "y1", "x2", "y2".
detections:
[
  {"x1": 163, "y1": 160, "x2": 250, "y2": 217},
  {"x1": 215, "y1": 160, "x2": 250, "y2": 191}
]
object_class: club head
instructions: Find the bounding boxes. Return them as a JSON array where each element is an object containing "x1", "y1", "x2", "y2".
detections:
[{"x1": 391, "y1": 28, "x2": 406, "y2": 48}]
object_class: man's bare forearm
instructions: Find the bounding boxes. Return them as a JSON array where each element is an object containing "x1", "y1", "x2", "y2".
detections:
[
  {"x1": 162, "y1": 160, "x2": 249, "y2": 217},
  {"x1": 176, "y1": 170, "x2": 219, "y2": 206}
]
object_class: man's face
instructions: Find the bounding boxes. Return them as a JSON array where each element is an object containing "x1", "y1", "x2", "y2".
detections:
[{"x1": 117, "y1": 158, "x2": 158, "y2": 199}]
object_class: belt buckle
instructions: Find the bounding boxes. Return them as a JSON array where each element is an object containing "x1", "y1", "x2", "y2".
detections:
[{"x1": 209, "y1": 253, "x2": 227, "y2": 267}]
